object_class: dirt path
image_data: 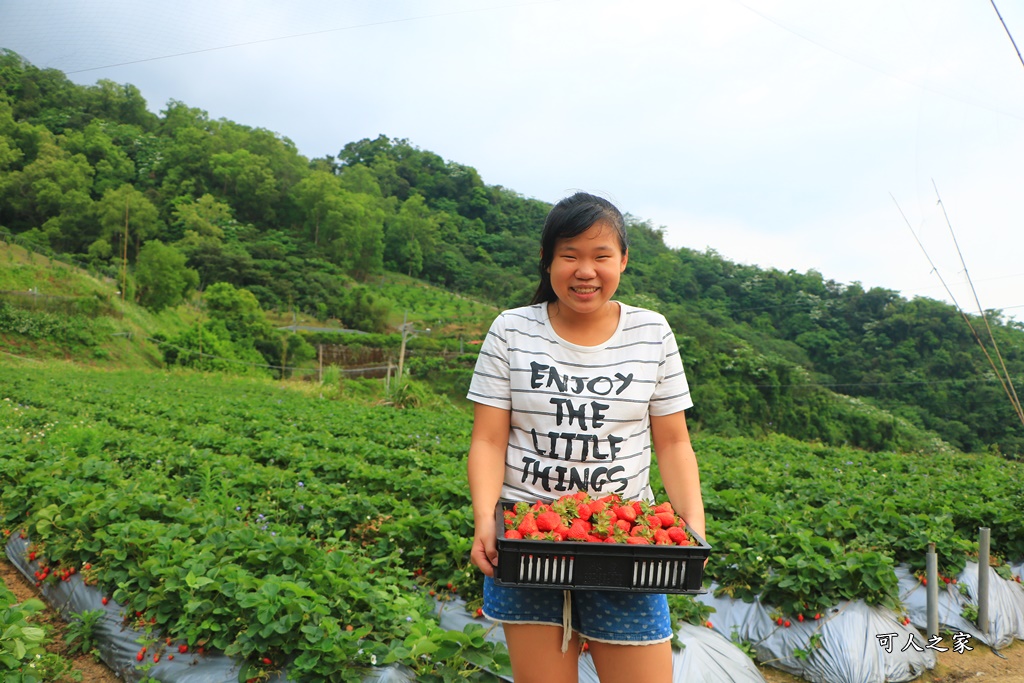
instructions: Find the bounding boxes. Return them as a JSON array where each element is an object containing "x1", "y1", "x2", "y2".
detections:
[
  {"x1": 1, "y1": 555, "x2": 120, "y2": 683},
  {"x1": 756, "y1": 634, "x2": 1024, "y2": 683}
]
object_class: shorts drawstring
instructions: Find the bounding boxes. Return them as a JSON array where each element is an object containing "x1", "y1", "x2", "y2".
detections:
[{"x1": 561, "y1": 590, "x2": 572, "y2": 653}]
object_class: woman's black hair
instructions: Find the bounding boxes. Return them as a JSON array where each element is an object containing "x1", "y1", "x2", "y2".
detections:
[{"x1": 529, "y1": 192, "x2": 628, "y2": 305}]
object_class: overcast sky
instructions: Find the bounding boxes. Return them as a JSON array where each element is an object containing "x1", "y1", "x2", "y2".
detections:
[{"x1": 2, "y1": 0, "x2": 1023, "y2": 318}]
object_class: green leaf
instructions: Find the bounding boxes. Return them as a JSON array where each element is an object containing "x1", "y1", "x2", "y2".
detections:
[{"x1": 185, "y1": 571, "x2": 214, "y2": 589}]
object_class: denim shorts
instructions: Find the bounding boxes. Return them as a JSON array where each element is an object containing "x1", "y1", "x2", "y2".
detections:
[{"x1": 482, "y1": 576, "x2": 673, "y2": 646}]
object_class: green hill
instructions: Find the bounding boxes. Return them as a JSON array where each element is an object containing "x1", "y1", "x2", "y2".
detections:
[{"x1": 1, "y1": 47, "x2": 1022, "y2": 456}]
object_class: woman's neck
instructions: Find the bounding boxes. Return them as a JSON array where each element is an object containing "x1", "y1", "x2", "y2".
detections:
[{"x1": 546, "y1": 300, "x2": 621, "y2": 346}]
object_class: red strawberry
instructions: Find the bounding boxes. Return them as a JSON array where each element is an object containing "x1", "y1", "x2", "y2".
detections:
[
  {"x1": 262, "y1": 657, "x2": 272, "y2": 666},
  {"x1": 504, "y1": 529, "x2": 523, "y2": 539},
  {"x1": 614, "y1": 505, "x2": 637, "y2": 523},
  {"x1": 626, "y1": 536, "x2": 650, "y2": 545},
  {"x1": 797, "y1": 613, "x2": 805, "y2": 622},
  {"x1": 178, "y1": 644, "x2": 188, "y2": 654},
  {"x1": 153, "y1": 654, "x2": 160, "y2": 663},
  {"x1": 645, "y1": 515, "x2": 663, "y2": 529},
  {"x1": 517, "y1": 515, "x2": 539, "y2": 536},
  {"x1": 576, "y1": 502, "x2": 592, "y2": 520},
  {"x1": 615, "y1": 519, "x2": 632, "y2": 533},
  {"x1": 653, "y1": 529, "x2": 672, "y2": 545},
  {"x1": 655, "y1": 511, "x2": 676, "y2": 528},
  {"x1": 136, "y1": 650, "x2": 145, "y2": 662},
  {"x1": 536, "y1": 511, "x2": 561, "y2": 532},
  {"x1": 102, "y1": 596, "x2": 109, "y2": 605},
  {"x1": 566, "y1": 520, "x2": 590, "y2": 541},
  {"x1": 666, "y1": 526, "x2": 689, "y2": 545}
]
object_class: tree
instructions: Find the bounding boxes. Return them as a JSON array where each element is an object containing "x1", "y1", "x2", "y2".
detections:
[
  {"x1": 170, "y1": 193, "x2": 234, "y2": 242},
  {"x1": 292, "y1": 170, "x2": 339, "y2": 247},
  {"x1": 62, "y1": 119, "x2": 136, "y2": 195},
  {"x1": 210, "y1": 148, "x2": 278, "y2": 224},
  {"x1": 383, "y1": 194, "x2": 437, "y2": 276},
  {"x1": 202, "y1": 282, "x2": 273, "y2": 343},
  {"x1": 94, "y1": 184, "x2": 161, "y2": 261},
  {"x1": 324, "y1": 191, "x2": 386, "y2": 280},
  {"x1": 0, "y1": 131, "x2": 94, "y2": 250},
  {"x1": 134, "y1": 240, "x2": 199, "y2": 311}
]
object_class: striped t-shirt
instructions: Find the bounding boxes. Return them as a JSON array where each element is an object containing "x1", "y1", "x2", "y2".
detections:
[{"x1": 467, "y1": 302, "x2": 692, "y2": 504}]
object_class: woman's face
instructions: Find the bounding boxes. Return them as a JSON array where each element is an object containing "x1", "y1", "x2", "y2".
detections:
[{"x1": 546, "y1": 220, "x2": 628, "y2": 318}]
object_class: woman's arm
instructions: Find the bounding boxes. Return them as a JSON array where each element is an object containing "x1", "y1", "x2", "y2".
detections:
[
  {"x1": 650, "y1": 411, "x2": 705, "y2": 541},
  {"x1": 467, "y1": 403, "x2": 512, "y2": 577}
]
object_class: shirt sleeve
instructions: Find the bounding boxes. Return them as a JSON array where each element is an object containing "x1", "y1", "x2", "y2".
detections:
[
  {"x1": 649, "y1": 320, "x2": 693, "y2": 416},
  {"x1": 466, "y1": 313, "x2": 512, "y2": 410}
]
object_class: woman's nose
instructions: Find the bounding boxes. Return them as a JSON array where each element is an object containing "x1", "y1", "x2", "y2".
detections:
[{"x1": 575, "y1": 261, "x2": 596, "y2": 278}]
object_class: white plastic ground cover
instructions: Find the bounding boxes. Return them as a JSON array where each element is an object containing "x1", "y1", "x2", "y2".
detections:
[
  {"x1": 953, "y1": 561, "x2": 1024, "y2": 648},
  {"x1": 7, "y1": 531, "x2": 766, "y2": 683},
  {"x1": 696, "y1": 585, "x2": 936, "y2": 683},
  {"x1": 435, "y1": 595, "x2": 768, "y2": 682},
  {"x1": 697, "y1": 561, "x2": 1024, "y2": 683},
  {"x1": 897, "y1": 562, "x2": 1024, "y2": 649}
]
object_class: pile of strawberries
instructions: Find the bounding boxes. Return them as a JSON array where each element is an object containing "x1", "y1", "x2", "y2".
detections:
[{"x1": 502, "y1": 493, "x2": 695, "y2": 546}]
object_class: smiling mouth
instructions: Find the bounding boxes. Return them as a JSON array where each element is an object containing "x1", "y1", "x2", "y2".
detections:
[{"x1": 571, "y1": 286, "x2": 599, "y2": 294}]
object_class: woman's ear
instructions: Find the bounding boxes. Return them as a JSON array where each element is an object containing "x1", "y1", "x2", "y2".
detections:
[{"x1": 620, "y1": 248, "x2": 629, "y2": 272}]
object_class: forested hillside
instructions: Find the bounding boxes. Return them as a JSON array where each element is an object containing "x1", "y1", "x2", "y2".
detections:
[{"x1": 1, "y1": 48, "x2": 1021, "y2": 457}]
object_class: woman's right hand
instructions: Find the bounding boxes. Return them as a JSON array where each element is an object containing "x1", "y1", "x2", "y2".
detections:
[{"x1": 470, "y1": 517, "x2": 499, "y2": 577}]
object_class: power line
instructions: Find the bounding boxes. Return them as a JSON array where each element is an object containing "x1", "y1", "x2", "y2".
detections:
[
  {"x1": 64, "y1": 1, "x2": 564, "y2": 75},
  {"x1": 731, "y1": 0, "x2": 1024, "y2": 122},
  {"x1": 989, "y1": 0, "x2": 1024, "y2": 73},
  {"x1": 892, "y1": 187, "x2": 1024, "y2": 427}
]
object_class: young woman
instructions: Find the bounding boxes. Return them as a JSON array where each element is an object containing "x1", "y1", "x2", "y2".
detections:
[{"x1": 466, "y1": 192, "x2": 706, "y2": 683}]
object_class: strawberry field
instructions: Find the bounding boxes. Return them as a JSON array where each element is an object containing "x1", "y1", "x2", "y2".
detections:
[{"x1": 2, "y1": 365, "x2": 1023, "y2": 681}]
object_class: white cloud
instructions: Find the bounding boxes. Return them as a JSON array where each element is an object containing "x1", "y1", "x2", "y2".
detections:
[{"x1": 1, "y1": 0, "x2": 1022, "y2": 317}]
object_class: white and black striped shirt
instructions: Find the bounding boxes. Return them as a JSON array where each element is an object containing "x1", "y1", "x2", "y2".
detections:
[{"x1": 467, "y1": 302, "x2": 692, "y2": 503}]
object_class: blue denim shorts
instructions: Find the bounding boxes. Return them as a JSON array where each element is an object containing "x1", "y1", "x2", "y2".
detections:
[{"x1": 482, "y1": 576, "x2": 673, "y2": 646}]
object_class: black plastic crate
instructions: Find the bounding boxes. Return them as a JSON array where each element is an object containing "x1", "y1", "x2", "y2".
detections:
[{"x1": 494, "y1": 502, "x2": 711, "y2": 594}]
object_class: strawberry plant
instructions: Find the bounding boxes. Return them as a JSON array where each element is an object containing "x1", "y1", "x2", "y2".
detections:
[
  {"x1": 3, "y1": 366, "x2": 1023, "y2": 678},
  {"x1": 63, "y1": 609, "x2": 104, "y2": 659},
  {"x1": 0, "y1": 580, "x2": 81, "y2": 682}
]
